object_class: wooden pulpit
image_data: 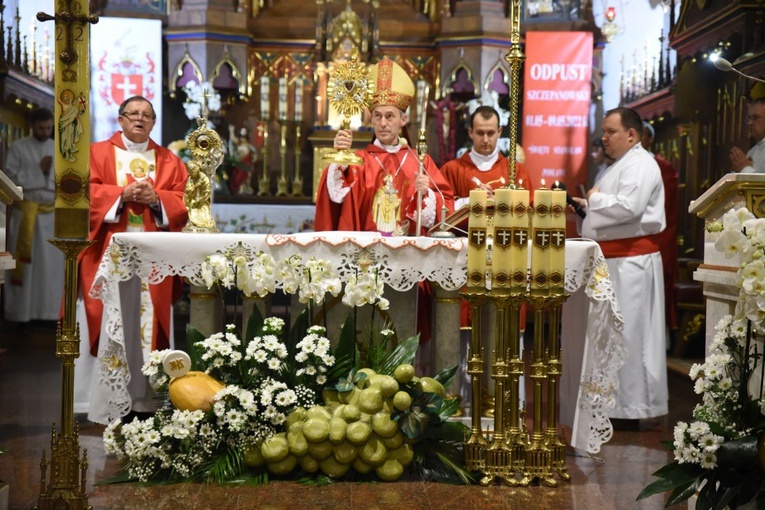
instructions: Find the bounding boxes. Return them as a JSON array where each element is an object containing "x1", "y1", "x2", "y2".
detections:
[
  {"x1": 689, "y1": 172, "x2": 765, "y2": 352},
  {"x1": 0, "y1": 170, "x2": 22, "y2": 285}
]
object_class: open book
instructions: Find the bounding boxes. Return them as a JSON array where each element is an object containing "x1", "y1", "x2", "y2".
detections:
[{"x1": 427, "y1": 201, "x2": 494, "y2": 237}]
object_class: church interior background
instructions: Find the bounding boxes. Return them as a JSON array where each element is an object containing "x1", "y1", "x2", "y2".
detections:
[{"x1": 1, "y1": 0, "x2": 765, "y2": 508}]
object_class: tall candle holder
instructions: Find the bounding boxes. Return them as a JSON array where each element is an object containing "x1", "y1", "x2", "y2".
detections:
[
  {"x1": 291, "y1": 123, "x2": 304, "y2": 197},
  {"x1": 258, "y1": 125, "x2": 270, "y2": 196},
  {"x1": 462, "y1": 0, "x2": 571, "y2": 488},
  {"x1": 276, "y1": 123, "x2": 289, "y2": 196}
]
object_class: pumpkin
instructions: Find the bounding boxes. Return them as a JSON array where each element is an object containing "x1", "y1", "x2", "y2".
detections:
[{"x1": 168, "y1": 371, "x2": 224, "y2": 411}]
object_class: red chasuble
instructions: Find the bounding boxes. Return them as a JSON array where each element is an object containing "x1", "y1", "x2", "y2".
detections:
[
  {"x1": 440, "y1": 151, "x2": 530, "y2": 200},
  {"x1": 79, "y1": 132, "x2": 188, "y2": 356},
  {"x1": 315, "y1": 143, "x2": 454, "y2": 235}
]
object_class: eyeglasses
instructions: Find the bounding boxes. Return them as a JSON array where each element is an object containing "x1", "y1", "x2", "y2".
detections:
[
  {"x1": 747, "y1": 114, "x2": 763, "y2": 123},
  {"x1": 121, "y1": 111, "x2": 154, "y2": 122}
]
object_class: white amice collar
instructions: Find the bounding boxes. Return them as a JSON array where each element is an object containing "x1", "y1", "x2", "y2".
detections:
[
  {"x1": 469, "y1": 147, "x2": 499, "y2": 171},
  {"x1": 374, "y1": 138, "x2": 402, "y2": 154},
  {"x1": 121, "y1": 132, "x2": 150, "y2": 152}
]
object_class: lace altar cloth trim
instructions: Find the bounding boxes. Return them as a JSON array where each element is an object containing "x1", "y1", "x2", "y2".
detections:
[{"x1": 90, "y1": 233, "x2": 624, "y2": 454}]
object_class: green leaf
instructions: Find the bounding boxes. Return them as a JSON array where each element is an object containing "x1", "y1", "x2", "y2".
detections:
[
  {"x1": 380, "y1": 335, "x2": 420, "y2": 375},
  {"x1": 637, "y1": 463, "x2": 702, "y2": 501},
  {"x1": 244, "y1": 303, "x2": 264, "y2": 343},
  {"x1": 185, "y1": 324, "x2": 207, "y2": 371},
  {"x1": 326, "y1": 314, "x2": 358, "y2": 382},
  {"x1": 202, "y1": 446, "x2": 246, "y2": 484},
  {"x1": 433, "y1": 365, "x2": 458, "y2": 390},
  {"x1": 438, "y1": 397, "x2": 462, "y2": 422},
  {"x1": 665, "y1": 479, "x2": 701, "y2": 506}
]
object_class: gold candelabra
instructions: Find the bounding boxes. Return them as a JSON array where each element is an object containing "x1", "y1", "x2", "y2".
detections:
[{"x1": 462, "y1": 0, "x2": 570, "y2": 487}]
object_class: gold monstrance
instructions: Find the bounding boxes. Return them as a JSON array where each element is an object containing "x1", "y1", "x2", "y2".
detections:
[{"x1": 322, "y1": 48, "x2": 371, "y2": 166}]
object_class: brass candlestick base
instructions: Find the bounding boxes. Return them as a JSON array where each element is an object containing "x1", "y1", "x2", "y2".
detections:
[
  {"x1": 276, "y1": 175, "x2": 289, "y2": 196},
  {"x1": 291, "y1": 175, "x2": 304, "y2": 197},
  {"x1": 258, "y1": 175, "x2": 270, "y2": 196}
]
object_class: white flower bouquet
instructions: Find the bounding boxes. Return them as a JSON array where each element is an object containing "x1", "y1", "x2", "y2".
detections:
[
  {"x1": 104, "y1": 247, "x2": 470, "y2": 485},
  {"x1": 640, "y1": 207, "x2": 765, "y2": 508}
]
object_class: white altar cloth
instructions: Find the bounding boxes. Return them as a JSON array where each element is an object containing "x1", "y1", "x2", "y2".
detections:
[{"x1": 90, "y1": 233, "x2": 623, "y2": 453}]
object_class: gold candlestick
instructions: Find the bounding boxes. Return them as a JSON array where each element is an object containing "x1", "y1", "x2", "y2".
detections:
[
  {"x1": 291, "y1": 123, "x2": 304, "y2": 197},
  {"x1": 276, "y1": 123, "x2": 288, "y2": 196},
  {"x1": 36, "y1": 1, "x2": 98, "y2": 508},
  {"x1": 258, "y1": 125, "x2": 270, "y2": 196}
]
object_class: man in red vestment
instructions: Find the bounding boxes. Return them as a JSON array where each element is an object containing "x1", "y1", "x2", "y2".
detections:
[
  {"x1": 314, "y1": 58, "x2": 454, "y2": 236},
  {"x1": 440, "y1": 105, "x2": 530, "y2": 329},
  {"x1": 642, "y1": 122, "x2": 679, "y2": 336},
  {"x1": 75, "y1": 96, "x2": 188, "y2": 421},
  {"x1": 441, "y1": 105, "x2": 529, "y2": 209}
]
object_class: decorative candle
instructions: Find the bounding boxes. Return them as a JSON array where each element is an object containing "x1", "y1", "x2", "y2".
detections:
[
  {"x1": 550, "y1": 182, "x2": 567, "y2": 291},
  {"x1": 260, "y1": 76, "x2": 270, "y2": 121},
  {"x1": 492, "y1": 188, "x2": 512, "y2": 289},
  {"x1": 278, "y1": 75, "x2": 288, "y2": 121},
  {"x1": 467, "y1": 189, "x2": 488, "y2": 289},
  {"x1": 294, "y1": 83, "x2": 303, "y2": 122},
  {"x1": 510, "y1": 186, "x2": 530, "y2": 290},
  {"x1": 530, "y1": 183, "x2": 552, "y2": 292},
  {"x1": 49, "y1": 2, "x2": 93, "y2": 239}
]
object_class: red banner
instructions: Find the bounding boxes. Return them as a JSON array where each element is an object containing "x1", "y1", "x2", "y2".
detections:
[{"x1": 522, "y1": 31, "x2": 592, "y2": 234}]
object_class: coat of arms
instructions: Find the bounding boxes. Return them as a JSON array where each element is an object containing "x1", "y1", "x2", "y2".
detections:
[{"x1": 95, "y1": 50, "x2": 156, "y2": 105}]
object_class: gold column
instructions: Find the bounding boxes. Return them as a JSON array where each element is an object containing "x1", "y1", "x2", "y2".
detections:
[
  {"x1": 462, "y1": 290, "x2": 487, "y2": 472},
  {"x1": 36, "y1": 1, "x2": 97, "y2": 509},
  {"x1": 503, "y1": 0, "x2": 524, "y2": 186}
]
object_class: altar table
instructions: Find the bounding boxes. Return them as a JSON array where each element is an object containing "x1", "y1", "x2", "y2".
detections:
[{"x1": 90, "y1": 233, "x2": 623, "y2": 453}]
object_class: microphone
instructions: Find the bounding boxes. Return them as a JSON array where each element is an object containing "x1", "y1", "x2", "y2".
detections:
[
  {"x1": 551, "y1": 181, "x2": 586, "y2": 219},
  {"x1": 713, "y1": 57, "x2": 765, "y2": 84},
  {"x1": 406, "y1": 145, "x2": 456, "y2": 237}
]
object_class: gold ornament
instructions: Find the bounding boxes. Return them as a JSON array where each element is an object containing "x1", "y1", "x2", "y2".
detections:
[
  {"x1": 323, "y1": 48, "x2": 372, "y2": 166},
  {"x1": 183, "y1": 116, "x2": 223, "y2": 233}
]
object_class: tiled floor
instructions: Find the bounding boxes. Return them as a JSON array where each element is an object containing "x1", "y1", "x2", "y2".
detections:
[{"x1": 0, "y1": 320, "x2": 695, "y2": 509}]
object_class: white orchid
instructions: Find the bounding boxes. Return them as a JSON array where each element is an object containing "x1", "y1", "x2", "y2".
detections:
[{"x1": 183, "y1": 81, "x2": 221, "y2": 120}]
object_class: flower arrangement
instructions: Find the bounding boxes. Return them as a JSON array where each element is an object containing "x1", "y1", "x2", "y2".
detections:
[
  {"x1": 104, "y1": 247, "x2": 470, "y2": 485},
  {"x1": 639, "y1": 207, "x2": 765, "y2": 509}
]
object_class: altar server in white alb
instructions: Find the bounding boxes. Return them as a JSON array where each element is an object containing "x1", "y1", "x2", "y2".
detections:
[
  {"x1": 3, "y1": 108, "x2": 64, "y2": 324},
  {"x1": 573, "y1": 106, "x2": 667, "y2": 422}
]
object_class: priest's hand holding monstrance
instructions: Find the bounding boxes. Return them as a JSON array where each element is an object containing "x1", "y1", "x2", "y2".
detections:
[{"x1": 322, "y1": 48, "x2": 372, "y2": 166}]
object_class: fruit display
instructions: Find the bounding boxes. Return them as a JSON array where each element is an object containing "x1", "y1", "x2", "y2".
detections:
[{"x1": 258, "y1": 365, "x2": 421, "y2": 481}]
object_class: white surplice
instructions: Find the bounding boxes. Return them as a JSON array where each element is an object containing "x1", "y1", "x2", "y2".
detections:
[
  {"x1": 582, "y1": 142, "x2": 668, "y2": 419},
  {"x1": 2, "y1": 136, "x2": 63, "y2": 322}
]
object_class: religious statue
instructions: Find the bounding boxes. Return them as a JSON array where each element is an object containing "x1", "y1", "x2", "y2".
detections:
[
  {"x1": 182, "y1": 117, "x2": 224, "y2": 233},
  {"x1": 371, "y1": 174, "x2": 401, "y2": 236},
  {"x1": 431, "y1": 94, "x2": 466, "y2": 165},
  {"x1": 227, "y1": 124, "x2": 256, "y2": 195}
]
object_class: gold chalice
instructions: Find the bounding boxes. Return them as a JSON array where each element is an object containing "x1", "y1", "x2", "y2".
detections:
[{"x1": 322, "y1": 48, "x2": 371, "y2": 166}]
